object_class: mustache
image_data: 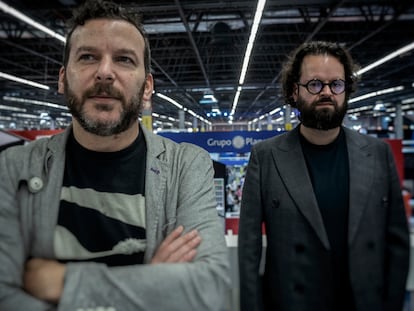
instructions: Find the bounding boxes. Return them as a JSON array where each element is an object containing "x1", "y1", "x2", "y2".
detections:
[
  {"x1": 318, "y1": 96, "x2": 333, "y2": 102},
  {"x1": 83, "y1": 83, "x2": 123, "y2": 99},
  {"x1": 314, "y1": 97, "x2": 335, "y2": 105}
]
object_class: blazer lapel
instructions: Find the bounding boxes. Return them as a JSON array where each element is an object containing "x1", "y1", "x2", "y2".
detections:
[
  {"x1": 272, "y1": 128, "x2": 330, "y2": 249},
  {"x1": 345, "y1": 128, "x2": 375, "y2": 246},
  {"x1": 141, "y1": 126, "x2": 168, "y2": 262}
]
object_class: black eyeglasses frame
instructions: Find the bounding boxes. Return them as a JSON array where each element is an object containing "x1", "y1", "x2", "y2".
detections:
[{"x1": 296, "y1": 79, "x2": 346, "y2": 95}]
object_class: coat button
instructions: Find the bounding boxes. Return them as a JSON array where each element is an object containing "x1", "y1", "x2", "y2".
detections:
[{"x1": 28, "y1": 177, "x2": 43, "y2": 193}]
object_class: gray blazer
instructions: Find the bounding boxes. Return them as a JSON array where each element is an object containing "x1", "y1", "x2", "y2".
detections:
[
  {"x1": 238, "y1": 126, "x2": 409, "y2": 311},
  {"x1": 0, "y1": 124, "x2": 230, "y2": 311}
]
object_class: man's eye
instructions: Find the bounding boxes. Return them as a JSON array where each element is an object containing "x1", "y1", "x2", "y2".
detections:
[
  {"x1": 79, "y1": 54, "x2": 95, "y2": 61},
  {"x1": 308, "y1": 81, "x2": 321, "y2": 88},
  {"x1": 117, "y1": 56, "x2": 134, "y2": 64}
]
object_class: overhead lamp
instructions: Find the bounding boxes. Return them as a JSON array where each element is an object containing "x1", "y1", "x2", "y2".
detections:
[
  {"x1": 0, "y1": 105, "x2": 26, "y2": 112},
  {"x1": 349, "y1": 85, "x2": 404, "y2": 104},
  {"x1": 11, "y1": 113, "x2": 41, "y2": 119},
  {"x1": 199, "y1": 94, "x2": 218, "y2": 105},
  {"x1": 155, "y1": 92, "x2": 211, "y2": 125},
  {"x1": 230, "y1": 0, "x2": 267, "y2": 117},
  {"x1": 402, "y1": 98, "x2": 414, "y2": 104},
  {"x1": 269, "y1": 107, "x2": 282, "y2": 115},
  {"x1": 0, "y1": 1, "x2": 66, "y2": 43},
  {"x1": 357, "y1": 42, "x2": 414, "y2": 75},
  {"x1": 155, "y1": 93, "x2": 183, "y2": 109},
  {"x1": 0, "y1": 72, "x2": 50, "y2": 90},
  {"x1": 3, "y1": 96, "x2": 67, "y2": 110},
  {"x1": 373, "y1": 101, "x2": 386, "y2": 111}
]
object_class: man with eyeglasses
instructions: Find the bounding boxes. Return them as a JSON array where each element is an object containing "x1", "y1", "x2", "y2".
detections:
[{"x1": 238, "y1": 41, "x2": 409, "y2": 311}]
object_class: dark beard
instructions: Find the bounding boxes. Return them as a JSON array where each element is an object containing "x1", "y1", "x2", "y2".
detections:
[
  {"x1": 296, "y1": 96, "x2": 347, "y2": 130},
  {"x1": 65, "y1": 80, "x2": 145, "y2": 136}
]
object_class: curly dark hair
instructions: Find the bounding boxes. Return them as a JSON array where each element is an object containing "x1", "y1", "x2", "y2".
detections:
[
  {"x1": 62, "y1": 0, "x2": 151, "y2": 75},
  {"x1": 280, "y1": 41, "x2": 359, "y2": 108}
]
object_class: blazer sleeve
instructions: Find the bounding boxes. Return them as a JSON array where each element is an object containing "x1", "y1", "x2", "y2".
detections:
[
  {"x1": 384, "y1": 143, "x2": 410, "y2": 311},
  {"x1": 238, "y1": 144, "x2": 265, "y2": 311},
  {"x1": 0, "y1": 149, "x2": 56, "y2": 310},
  {"x1": 57, "y1": 146, "x2": 231, "y2": 311}
]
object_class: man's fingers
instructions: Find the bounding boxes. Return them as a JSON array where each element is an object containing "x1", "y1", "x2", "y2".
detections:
[
  {"x1": 153, "y1": 226, "x2": 185, "y2": 262},
  {"x1": 151, "y1": 227, "x2": 201, "y2": 264},
  {"x1": 179, "y1": 249, "x2": 197, "y2": 263},
  {"x1": 167, "y1": 233, "x2": 201, "y2": 262},
  {"x1": 160, "y1": 225, "x2": 184, "y2": 246}
]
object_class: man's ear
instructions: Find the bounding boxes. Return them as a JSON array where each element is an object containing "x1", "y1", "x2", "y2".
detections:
[
  {"x1": 292, "y1": 83, "x2": 299, "y2": 102},
  {"x1": 58, "y1": 67, "x2": 65, "y2": 94},
  {"x1": 143, "y1": 73, "x2": 154, "y2": 101}
]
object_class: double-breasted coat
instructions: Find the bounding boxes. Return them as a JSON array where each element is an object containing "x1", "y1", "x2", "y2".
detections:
[{"x1": 238, "y1": 125, "x2": 409, "y2": 311}]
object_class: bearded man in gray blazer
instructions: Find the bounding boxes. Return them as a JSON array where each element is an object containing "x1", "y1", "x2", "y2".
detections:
[
  {"x1": 238, "y1": 41, "x2": 409, "y2": 311},
  {"x1": 0, "y1": 1, "x2": 230, "y2": 310}
]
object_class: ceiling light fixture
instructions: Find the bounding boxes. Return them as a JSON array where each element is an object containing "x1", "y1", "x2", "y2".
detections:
[
  {"x1": 349, "y1": 85, "x2": 404, "y2": 104},
  {"x1": 3, "y1": 96, "x2": 67, "y2": 109},
  {"x1": 0, "y1": 105, "x2": 26, "y2": 112},
  {"x1": 155, "y1": 92, "x2": 211, "y2": 125},
  {"x1": 0, "y1": 1, "x2": 66, "y2": 43},
  {"x1": 357, "y1": 41, "x2": 414, "y2": 75},
  {"x1": 156, "y1": 93, "x2": 183, "y2": 109},
  {"x1": 0, "y1": 72, "x2": 50, "y2": 90},
  {"x1": 230, "y1": 0, "x2": 266, "y2": 118}
]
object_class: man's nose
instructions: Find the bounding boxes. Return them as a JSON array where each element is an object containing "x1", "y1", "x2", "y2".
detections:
[
  {"x1": 320, "y1": 83, "x2": 332, "y2": 95},
  {"x1": 95, "y1": 57, "x2": 115, "y2": 82}
]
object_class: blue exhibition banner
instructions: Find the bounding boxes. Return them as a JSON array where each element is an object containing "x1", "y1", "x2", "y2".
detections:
[{"x1": 158, "y1": 130, "x2": 284, "y2": 153}]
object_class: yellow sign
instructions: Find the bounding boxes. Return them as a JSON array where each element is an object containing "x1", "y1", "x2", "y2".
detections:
[{"x1": 141, "y1": 115, "x2": 152, "y2": 131}]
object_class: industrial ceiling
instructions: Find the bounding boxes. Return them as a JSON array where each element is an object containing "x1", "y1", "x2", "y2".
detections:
[{"x1": 0, "y1": 0, "x2": 413, "y2": 131}]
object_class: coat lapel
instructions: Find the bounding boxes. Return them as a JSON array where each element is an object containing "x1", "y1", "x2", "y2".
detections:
[
  {"x1": 345, "y1": 128, "x2": 375, "y2": 245},
  {"x1": 141, "y1": 126, "x2": 168, "y2": 262},
  {"x1": 272, "y1": 127, "x2": 330, "y2": 249}
]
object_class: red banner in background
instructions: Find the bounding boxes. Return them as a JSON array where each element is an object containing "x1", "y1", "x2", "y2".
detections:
[
  {"x1": 385, "y1": 139, "x2": 404, "y2": 185},
  {"x1": 8, "y1": 129, "x2": 64, "y2": 141}
]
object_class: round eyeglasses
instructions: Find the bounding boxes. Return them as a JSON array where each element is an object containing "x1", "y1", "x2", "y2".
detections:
[{"x1": 297, "y1": 79, "x2": 346, "y2": 95}]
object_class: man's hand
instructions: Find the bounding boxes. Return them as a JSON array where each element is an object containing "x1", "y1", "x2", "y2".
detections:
[
  {"x1": 151, "y1": 225, "x2": 201, "y2": 264},
  {"x1": 23, "y1": 258, "x2": 65, "y2": 304}
]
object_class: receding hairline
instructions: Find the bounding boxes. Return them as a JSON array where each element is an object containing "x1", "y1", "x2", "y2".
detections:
[{"x1": 67, "y1": 18, "x2": 147, "y2": 56}]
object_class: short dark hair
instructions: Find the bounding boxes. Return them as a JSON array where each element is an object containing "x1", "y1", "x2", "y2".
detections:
[
  {"x1": 63, "y1": 0, "x2": 151, "y2": 75},
  {"x1": 280, "y1": 41, "x2": 359, "y2": 108}
]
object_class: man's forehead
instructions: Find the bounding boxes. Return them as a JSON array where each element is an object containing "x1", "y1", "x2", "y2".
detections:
[{"x1": 69, "y1": 19, "x2": 145, "y2": 51}]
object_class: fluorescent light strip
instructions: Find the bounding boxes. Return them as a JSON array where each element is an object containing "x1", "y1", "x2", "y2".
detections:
[
  {"x1": 155, "y1": 92, "x2": 211, "y2": 125},
  {"x1": 0, "y1": 105, "x2": 26, "y2": 112},
  {"x1": 0, "y1": 1, "x2": 66, "y2": 43},
  {"x1": 357, "y1": 42, "x2": 414, "y2": 75},
  {"x1": 156, "y1": 93, "x2": 183, "y2": 109},
  {"x1": 269, "y1": 107, "x2": 282, "y2": 115},
  {"x1": 238, "y1": 0, "x2": 266, "y2": 85},
  {"x1": 230, "y1": 0, "x2": 266, "y2": 117},
  {"x1": 349, "y1": 86, "x2": 404, "y2": 103},
  {"x1": 3, "y1": 96, "x2": 68, "y2": 110},
  {"x1": 11, "y1": 113, "x2": 40, "y2": 119},
  {"x1": 0, "y1": 72, "x2": 50, "y2": 90},
  {"x1": 402, "y1": 98, "x2": 414, "y2": 104}
]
